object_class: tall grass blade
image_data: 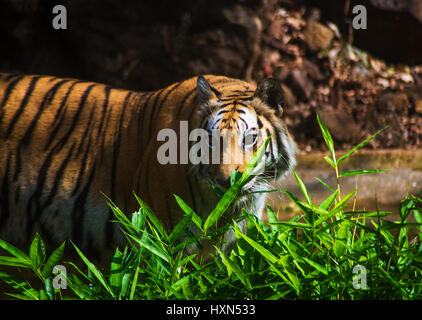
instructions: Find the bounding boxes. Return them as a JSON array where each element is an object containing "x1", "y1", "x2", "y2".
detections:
[
  {"x1": 134, "y1": 193, "x2": 169, "y2": 241},
  {"x1": 42, "y1": 242, "x2": 65, "y2": 278},
  {"x1": 317, "y1": 114, "x2": 336, "y2": 162},
  {"x1": 291, "y1": 168, "x2": 311, "y2": 205},
  {"x1": 174, "y1": 194, "x2": 203, "y2": 231},
  {"x1": 71, "y1": 241, "x2": 114, "y2": 298},
  {"x1": 339, "y1": 169, "x2": 388, "y2": 178},
  {"x1": 337, "y1": 128, "x2": 385, "y2": 165},
  {"x1": 0, "y1": 239, "x2": 30, "y2": 262}
]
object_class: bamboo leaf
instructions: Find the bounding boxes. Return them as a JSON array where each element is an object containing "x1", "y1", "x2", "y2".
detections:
[
  {"x1": 337, "y1": 128, "x2": 385, "y2": 165},
  {"x1": 339, "y1": 169, "x2": 388, "y2": 178},
  {"x1": 203, "y1": 183, "x2": 242, "y2": 231},
  {"x1": 169, "y1": 215, "x2": 193, "y2": 244},
  {"x1": 174, "y1": 194, "x2": 203, "y2": 231},
  {"x1": 0, "y1": 256, "x2": 31, "y2": 268},
  {"x1": 0, "y1": 239, "x2": 30, "y2": 262},
  {"x1": 291, "y1": 168, "x2": 311, "y2": 205},
  {"x1": 204, "y1": 137, "x2": 270, "y2": 231},
  {"x1": 217, "y1": 248, "x2": 252, "y2": 290},
  {"x1": 233, "y1": 223, "x2": 278, "y2": 264},
  {"x1": 317, "y1": 114, "x2": 336, "y2": 163},
  {"x1": 109, "y1": 248, "x2": 123, "y2": 296},
  {"x1": 42, "y1": 242, "x2": 65, "y2": 279},
  {"x1": 230, "y1": 169, "x2": 243, "y2": 186},
  {"x1": 71, "y1": 242, "x2": 115, "y2": 298},
  {"x1": 126, "y1": 233, "x2": 171, "y2": 263},
  {"x1": 320, "y1": 190, "x2": 338, "y2": 211},
  {"x1": 315, "y1": 177, "x2": 335, "y2": 192},
  {"x1": 266, "y1": 203, "x2": 281, "y2": 232},
  {"x1": 134, "y1": 193, "x2": 168, "y2": 241},
  {"x1": 324, "y1": 156, "x2": 336, "y2": 169},
  {"x1": 29, "y1": 233, "x2": 46, "y2": 270},
  {"x1": 303, "y1": 257, "x2": 329, "y2": 275}
]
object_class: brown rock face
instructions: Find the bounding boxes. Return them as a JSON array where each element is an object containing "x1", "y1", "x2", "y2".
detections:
[{"x1": 303, "y1": 21, "x2": 334, "y2": 51}]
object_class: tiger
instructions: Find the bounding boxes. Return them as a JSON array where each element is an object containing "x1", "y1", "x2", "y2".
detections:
[{"x1": 0, "y1": 73, "x2": 296, "y2": 261}]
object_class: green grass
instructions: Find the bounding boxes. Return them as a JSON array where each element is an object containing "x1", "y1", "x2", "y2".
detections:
[{"x1": 0, "y1": 115, "x2": 421, "y2": 300}]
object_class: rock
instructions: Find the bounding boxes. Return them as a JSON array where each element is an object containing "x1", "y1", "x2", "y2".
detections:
[
  {"x1": 303, "y1": 21, "x2": 334, "y2": 51},
  {"x1": 377, "y1": 91, "x2": 409, "y2": 113},
  {"x1": 409, "y1": 0, "x2": 422, "y2": 23},
  {"x1": 0, "y1": 0, "x2": 265, "y2": 91},
  {"x1": 370, "y1": 0, "x2": 422, "y2": 23},
  {"x1": 286, "y1": 68, "x2": 314, "y2": 101},
  {"x1": 404, "y1": 84, "x2": 422, "y2": 114},
  {"x1": 318, "y1": 106, "x2": 362, "y2": 143},
  {"x1": 302, "y1": 58, "x2": 325, "y2": 81}
]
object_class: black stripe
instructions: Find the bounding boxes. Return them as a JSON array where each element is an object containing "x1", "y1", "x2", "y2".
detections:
[
  {"x1": 44, "y1": 80, "x2": 84, "y2": 151},
  {"x1": 186, "y1": 78, "x2": 234, "y2": 122},
  {"x1": 238, "y1": 116, "x2": 249, "y2": 130},
  {"x1": 235, "y1": 102, "x2": 249, "y2": 108},
  {"x1": 71, "y1": 160, "x2": 97, "y2": 245},
  {"x1": 95, "y1": 86, "x2": 111, "y2": 141},
  {"x1": 99, "y1": 101, "x2": 114, "y2": 162},
  {"x1": 19, "y1": 79, "x2": 69, "y2": 147},
  {"x1": 30, "y1": 146, "x2": 61, "y2": 211},
  {"x1": 42, "y1": 143, "x2": 76, "y2": 209},
  {"x1": 137, "y1": 91, "x2": 154, "y2": 138},
  {"x1": 5, "y1": 76, "x2": 42, "y2": 138},
  {"x1": 105, "y1": 85, "x2": 129, "y2": 241},
  {"x1": 266, "y1": 128, "x2": 275, "y2": 161},
  {"x1": 144, "y1": 88, "x2": 166, "y2": 141},
  {"x1": 13, "y1": 145, "x2": 22, "y2": 181},
  {"x1": 216, "y1": 110, "x2": 229, "y2": 116},
  {"x1": 76, "y1": 100, "x2": 97, "y2": 155},
  {"x1": 219, "y1": 102, "x2": 236, "y2": 108},
  {"x1": 150, "y1": 81, "x2": 183, "y2": 127},
  {"x1": 0, "y1": 75, "x2": 25, "y2": 125},
  {"x1": 110, "y1": 91, "x2": 133, "y2": 203},
  {"x1": 25, "y1": 142, "x2": 75, "y2": 241},
  {"x1": 53, "y1": 84, "x2": 96, "y2": 152},
  {"x1": 257, "y1": 117, "x2": 263, "y2": 129},
  {"x1": 2, "y1": 73, "x2": 19, "y2": 82},
  {"x1": 72, "y1": 136, "x2": 93, "y2": 197},
  {"x1": 177, "y1": 88, "x2": 196, "y2": 120}
]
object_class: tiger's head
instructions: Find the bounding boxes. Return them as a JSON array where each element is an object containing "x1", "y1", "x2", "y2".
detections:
[{"x1": 193, "y1": 75, "x2": 296, "y2": 194}]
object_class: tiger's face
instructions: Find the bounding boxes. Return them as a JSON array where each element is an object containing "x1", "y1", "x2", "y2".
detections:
[{"x1": 194, "y1": 76, "x2": 296, "y2": 194}]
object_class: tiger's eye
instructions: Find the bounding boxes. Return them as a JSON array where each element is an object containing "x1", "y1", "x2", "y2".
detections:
[{"x1": 242, "y1": 133, "x2": 257, "y2": 149}]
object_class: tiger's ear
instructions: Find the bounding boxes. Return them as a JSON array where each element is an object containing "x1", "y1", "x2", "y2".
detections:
[
  {"x1": 254, "y1": 78, "x2": 284, "y2": 116},
  {"x1": 197, "y1": 75, "x2": 221, "y2": 102}
]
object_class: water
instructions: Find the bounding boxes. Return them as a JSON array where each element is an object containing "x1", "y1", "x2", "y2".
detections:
[{"x1": 266, "y1": 149, "x2": 422, "y2": 221}]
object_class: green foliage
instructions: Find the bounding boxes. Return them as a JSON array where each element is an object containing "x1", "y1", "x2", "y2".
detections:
[{"x1": 0, "y1": 116, "x2": 421, "y2": 300}]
